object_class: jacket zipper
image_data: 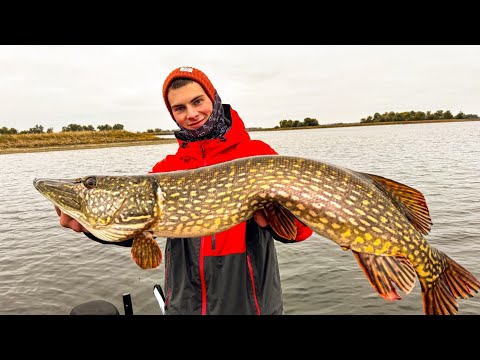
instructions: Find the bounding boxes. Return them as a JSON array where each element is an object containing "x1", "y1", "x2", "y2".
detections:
[
  {"x1": 247, "y1": 255, "x2": 261, "y2": 315},
  {"x1": 201, "y1": 143, "x2": 208, "y2": 166},
  {"x1": 199, "y1": 142, "x2": 208, "y2": 314}
]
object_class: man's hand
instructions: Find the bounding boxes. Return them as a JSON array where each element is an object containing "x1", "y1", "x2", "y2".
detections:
[
  {"x1": 253, "y1": 209, "x2": 269, "y2": 227},
  {"x1": 55, "y1": 206, "x2": 89, "y2": 233}
]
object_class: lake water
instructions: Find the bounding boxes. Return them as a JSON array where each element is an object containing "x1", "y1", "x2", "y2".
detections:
[{"x1": 1, "y1": 121, "x2": 479, "y2": 315}]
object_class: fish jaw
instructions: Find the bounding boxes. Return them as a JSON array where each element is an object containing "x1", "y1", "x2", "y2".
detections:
[
  {"x1": 33, "y1": 176, "x2": 161, "y2": 242},
  {"x1": 34, "y1": 177, "x2": 87, "y2": 224}
]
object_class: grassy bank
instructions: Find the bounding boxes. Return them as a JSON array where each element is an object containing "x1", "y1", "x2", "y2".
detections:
[{"x1": 0, "y1": 130, "x2": 176, "y2": 155}]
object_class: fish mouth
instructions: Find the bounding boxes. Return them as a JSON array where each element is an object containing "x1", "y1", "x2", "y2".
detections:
[
  {"x1": 33, "y1": 178, "x2": 82, "y2": 211},
  {"x1": 34, "y1": 177, "x2": 78, "y2": 189}
]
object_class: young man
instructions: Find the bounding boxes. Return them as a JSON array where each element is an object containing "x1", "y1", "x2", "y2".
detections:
[{"x1": 57, "y1": 66, "x2": 313, "y2": 315}]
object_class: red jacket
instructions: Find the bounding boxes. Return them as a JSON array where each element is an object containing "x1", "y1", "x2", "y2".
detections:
[{"x1": 150, "y1": 104, "x2": 312, "y2": 314}]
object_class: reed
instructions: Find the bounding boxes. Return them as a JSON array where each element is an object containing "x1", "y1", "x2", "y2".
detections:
[{"x1": 0, "y1": 130, "x2": 164, "y2": 150}]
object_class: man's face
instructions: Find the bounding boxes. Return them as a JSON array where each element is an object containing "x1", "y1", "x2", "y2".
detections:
[{"x1": 168, "y1": 82, "x2": 213, "y2": 130}]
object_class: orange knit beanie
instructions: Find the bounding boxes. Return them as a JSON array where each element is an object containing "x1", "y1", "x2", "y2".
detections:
[{"x1": 162, "y1": 66, "x2": 216, "y2": 119}]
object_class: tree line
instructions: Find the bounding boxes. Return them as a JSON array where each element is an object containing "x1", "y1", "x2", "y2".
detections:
[
  {"x1": 0, "y1": 123, "x2": 125, "y2": 134},
  {"x1": 360, "y1": 110, "x2": 478, "y2": 123},
  {"x1": 276, "y1": 111, "x2": 478, "y2": 128},
  {"x1": 2, "y1": 110, "x2": 479, "y2": 134},
  {"x1": 146, "y1": 128, "x2": 165, "y2": 133},
  {"x1": 276, "y1": 117, "x2": 319, "y2": 128}
]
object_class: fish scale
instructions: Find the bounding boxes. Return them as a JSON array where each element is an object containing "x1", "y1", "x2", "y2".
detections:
[{"x1": 33, "y1": 154, "x2": 480, "y2": 314}]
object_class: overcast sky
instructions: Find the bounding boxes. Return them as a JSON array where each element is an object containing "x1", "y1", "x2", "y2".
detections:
[{"x1": 1, "y1": 45, "x2": 479, "y2": 133}]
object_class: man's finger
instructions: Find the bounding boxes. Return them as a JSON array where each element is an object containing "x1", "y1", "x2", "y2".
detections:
[
  {"x1": 71, "y1": 221, "x2": 85, "y2": 233},
  {"x1": 254, "y1": 210, "x2": 269, "y2": 227}
]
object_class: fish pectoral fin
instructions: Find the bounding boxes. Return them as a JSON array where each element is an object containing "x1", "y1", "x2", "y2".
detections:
[
  {"x1": 352, "y1": 251, "x2": 416, "y2": 301},
  {"x1": 130, "y1": 231, "x2": 162, "y2": 270},
  {"x1": 262, "y1": 202, "x2": 297, "y2": 240},
  {"x1": 359, "y1": 172, "x2": 433, "y2": 235}
]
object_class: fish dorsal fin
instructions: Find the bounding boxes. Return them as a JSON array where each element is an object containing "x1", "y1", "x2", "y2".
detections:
[
  {"x1": 360, "y1": 172, "x2": 433, "y2": 235},
  {"x1": 262, "y1": 202, "x2": 297, "y2": 240}
]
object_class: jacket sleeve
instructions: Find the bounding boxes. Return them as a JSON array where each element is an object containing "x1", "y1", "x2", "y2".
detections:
[
  {"x1": 265, "y1": 219, "x2": 313, "y2": 244},
  {"x1": 150, "y1": 154, "x2": 176, "y2": 173},
  {"x1": 236, "y1": 140, "x2": 278, "y2": 157},
  {"x1": 293, "y1": 218, "x2": 313, "y2": 241},
  {"x1": 83, "y1": 232, "x2": 134, "y2": 247},
  {"x1": 266, "y1": 218, "x2": 313, "y2": 244}
]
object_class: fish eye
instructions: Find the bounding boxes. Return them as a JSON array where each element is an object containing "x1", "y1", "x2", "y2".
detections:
[{"x1": 83, "y1": 176, "x2": 97, "y2": 188}]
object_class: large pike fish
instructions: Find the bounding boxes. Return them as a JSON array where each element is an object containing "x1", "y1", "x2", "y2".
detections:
[{"x1": 33, "y1": 155, "x2": 480, "y2": 315}]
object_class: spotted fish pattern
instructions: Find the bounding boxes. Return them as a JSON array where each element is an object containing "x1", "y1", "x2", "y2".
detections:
[{"x1": 33, "y1": 155, "x2": 480, "y2": 314}]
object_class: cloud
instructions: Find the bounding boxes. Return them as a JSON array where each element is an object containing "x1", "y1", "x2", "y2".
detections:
[{"x1": 1, "y1": 45, "x2": 479, "y2": 132}]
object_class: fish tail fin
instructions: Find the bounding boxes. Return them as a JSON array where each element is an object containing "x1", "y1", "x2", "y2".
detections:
[
  {"x1": 353, "y1": 251, "x2": 416, "y2": 301},
  {"x1": 420, "y1": 255, "x2": 480, "y2": 315}
]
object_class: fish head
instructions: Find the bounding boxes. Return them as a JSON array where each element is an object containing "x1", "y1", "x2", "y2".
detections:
[{"x1": 33, "y1": 175, "x2": 162, "y2": 241}]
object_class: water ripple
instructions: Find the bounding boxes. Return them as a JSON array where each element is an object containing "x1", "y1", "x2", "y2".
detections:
[{"x1": 1, "y1": 122, "x2": 479, "y2": 314}]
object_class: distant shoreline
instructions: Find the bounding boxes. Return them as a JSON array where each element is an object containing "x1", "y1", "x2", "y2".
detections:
[
  {"x1": 247, "y1": 118, "x2": 480, "y2": 132},
  {"x1": 0, "y1": 139, "x2": 177, "y2": 155},
  {"x1": 1, "y1": 118, "x2": 478, "y2": 155}
]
